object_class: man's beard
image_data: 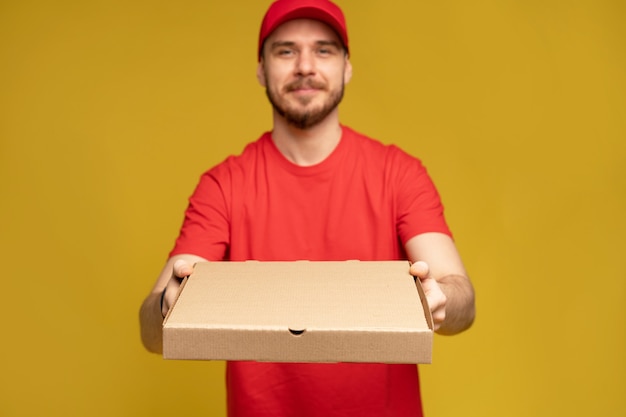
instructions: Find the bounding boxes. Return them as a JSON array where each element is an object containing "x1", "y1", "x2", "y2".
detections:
[{"x1": 266, "y1": 78, "x2": 345, "y2": 130}]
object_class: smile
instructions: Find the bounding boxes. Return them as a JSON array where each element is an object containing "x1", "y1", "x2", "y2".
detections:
[{"x1": 291, "y1": 87, "x2": 319, "y2": 93}]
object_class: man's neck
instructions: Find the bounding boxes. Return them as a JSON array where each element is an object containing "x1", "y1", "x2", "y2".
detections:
[{"x1": 271, "y1": 112, "x2": 343, "y2": 167}]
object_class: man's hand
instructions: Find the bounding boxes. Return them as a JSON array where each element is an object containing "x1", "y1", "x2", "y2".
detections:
[
  {"x1": 140, "y1": 254, "x2": 207, "y2": 353},
  {"x1": 161, "y1": 259, "x2": 195, "y2": 318},
  {"x1": 410, "y1": 261, "x2": 447, "y2": 332},
  {"x1": 405, "y1": 233, "x2": 475, "y2": 335}
]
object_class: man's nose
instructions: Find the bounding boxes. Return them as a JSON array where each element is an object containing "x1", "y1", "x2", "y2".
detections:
[{"x1": 295, "y1": 50, "x2": 315, "y2": 75}]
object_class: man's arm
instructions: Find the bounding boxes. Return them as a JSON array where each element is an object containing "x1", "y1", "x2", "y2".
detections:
[
  {"x1": 139, "y1": 253, "x2": 208, "y2": 353},
  {"x1": 405, "y1": 232, "x2": 475, "y2": 335}
]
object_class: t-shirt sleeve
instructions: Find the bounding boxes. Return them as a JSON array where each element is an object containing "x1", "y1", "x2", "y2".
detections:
[
  {"x1": 392, "y1": 146, "x2": 452, "y2": 244},
  {"x1": 169, "y1": 166, "x2": 230, "y2": 260}
]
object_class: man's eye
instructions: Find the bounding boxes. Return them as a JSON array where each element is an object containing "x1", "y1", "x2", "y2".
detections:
[
  {"x1": 278, "y1": 49, "x2": 294, "y2": 56},
  {"x1": 317, "y1": 48, "x2": 335, "y2": 56}
]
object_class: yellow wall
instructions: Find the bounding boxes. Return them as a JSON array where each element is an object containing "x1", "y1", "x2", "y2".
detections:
[{"x1": 1, "y1": 1, "x2": 624, "y2": 416}]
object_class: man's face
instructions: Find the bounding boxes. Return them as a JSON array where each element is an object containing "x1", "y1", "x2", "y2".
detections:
[{"x1": 258, "y1": 19, "x2": 352, "y2": 130}]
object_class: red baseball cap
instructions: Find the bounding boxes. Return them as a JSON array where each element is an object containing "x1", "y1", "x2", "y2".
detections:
[{"x1": 258, "y1": 0, "x2": 349, "y2": 60}]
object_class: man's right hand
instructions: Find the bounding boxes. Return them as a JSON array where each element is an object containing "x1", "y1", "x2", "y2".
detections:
[
  {"x1": 161, "y1": 259, "x2": 195, "y2": 317},
  {"x1": 140, "y1": 254, "x2": 208, "y2": 353}
]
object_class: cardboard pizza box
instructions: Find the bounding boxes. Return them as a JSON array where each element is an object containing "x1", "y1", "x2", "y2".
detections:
[{"x1": 163, "y1": 260, "x2": 433, "y2": 363}]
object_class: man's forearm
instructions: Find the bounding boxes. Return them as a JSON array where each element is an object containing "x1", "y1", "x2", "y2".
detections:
[{"x1": 139, "y1": 291, "x2": 164, "y2": 354}]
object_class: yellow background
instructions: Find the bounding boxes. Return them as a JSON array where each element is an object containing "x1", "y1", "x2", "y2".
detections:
[{"x1": 1, "y1": 0, "x2": 624, "y2": 416}]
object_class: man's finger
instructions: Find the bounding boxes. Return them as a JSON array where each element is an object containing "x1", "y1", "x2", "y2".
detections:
[
  {"x1": 172, "y1": 259, "x2": 193, "y2": 278},
  {"x1": 410, "y1": 260, "x2": 430, "y2": 279}
]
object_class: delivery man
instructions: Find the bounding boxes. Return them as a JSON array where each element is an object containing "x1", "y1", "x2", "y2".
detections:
[{"x1": 140, "y1": 1, "x2": 475, "y2": 416}]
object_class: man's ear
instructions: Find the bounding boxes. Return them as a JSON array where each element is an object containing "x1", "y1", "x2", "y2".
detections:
[
  {"x1": 256, "y1": 60, "x2": 267, "y2": 87},
  {"x1": 344, "y1": 57, "x2": 353, "y2": 85}
]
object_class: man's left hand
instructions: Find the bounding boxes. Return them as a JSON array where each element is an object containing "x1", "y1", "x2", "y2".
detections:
[{"x1": 410, "y1": 261, "x2": 447, "y2": 331}]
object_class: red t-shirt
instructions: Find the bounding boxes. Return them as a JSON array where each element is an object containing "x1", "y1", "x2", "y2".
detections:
[{"x1": 171, "y1": 125, "x2": 451, "y2": 417}]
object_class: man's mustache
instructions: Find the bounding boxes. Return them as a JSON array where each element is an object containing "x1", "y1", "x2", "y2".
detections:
[{"x1": 284, "y1": 78, "x2": 327, "y2": 92}]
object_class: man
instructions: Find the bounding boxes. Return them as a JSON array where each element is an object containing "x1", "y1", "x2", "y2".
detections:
[{"x1": 140, "y1": 0, "x2": 475, "y2": 416}]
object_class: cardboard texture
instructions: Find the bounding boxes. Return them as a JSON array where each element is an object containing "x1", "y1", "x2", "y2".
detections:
[{"x1": 163, "y1": 260, "x2": 433, "y2": 364}]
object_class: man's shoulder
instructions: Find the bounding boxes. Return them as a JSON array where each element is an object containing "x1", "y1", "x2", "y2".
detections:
[
  {"x1": 194, "y1": 132, "x2": 271, "y2": 184},
  {"x1": 233, "y1": 131, "x2": 272, "y2": 158},
  {"x1": 342, "y1": 125, "x2": 414, "y2": 160},
  {"x1": 215, "y1": 132, "x2": 271, "y2": 165}
]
